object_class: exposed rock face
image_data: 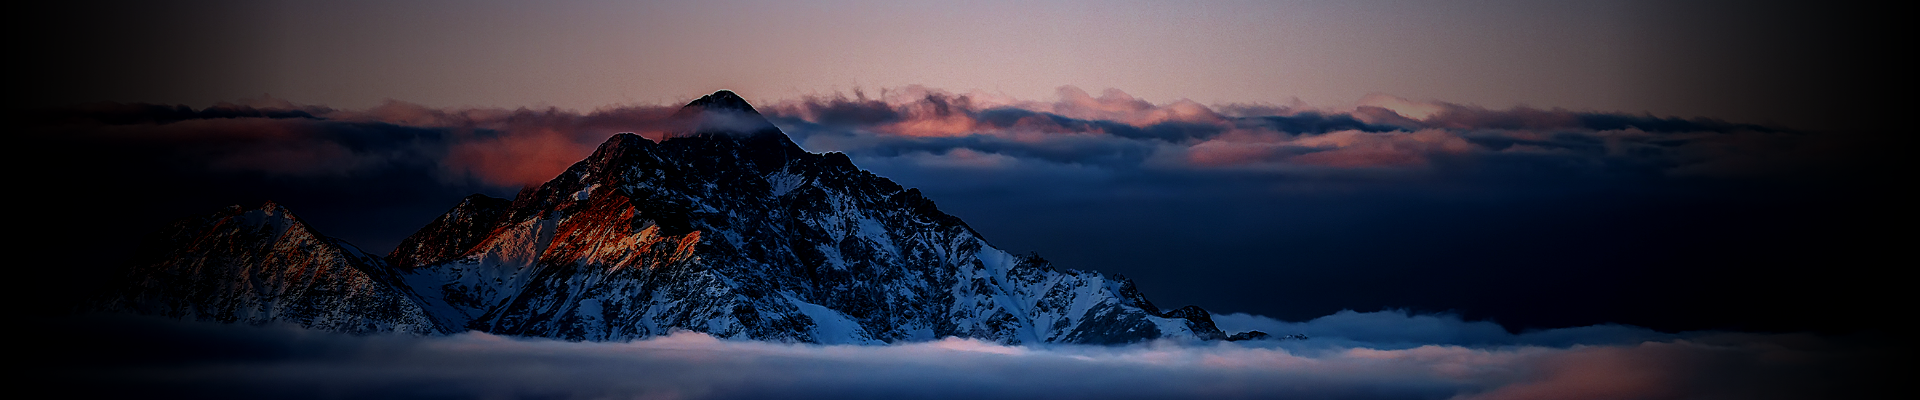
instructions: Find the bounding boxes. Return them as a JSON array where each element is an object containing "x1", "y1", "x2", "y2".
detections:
[
  {"x1": 388, "y1": 194, "x2": 512, "y2": 270},
  {"x1": 95, "y1": 202, "x2": 442, "y2": 335},
  {"x1": 99, "y1": 90, "x2": 1226, "y2": 345}
]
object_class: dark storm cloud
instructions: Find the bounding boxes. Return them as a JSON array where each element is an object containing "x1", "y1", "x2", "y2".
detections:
[{"x1": 42, "y1": 316, "x2": 1885, "y2": 400}]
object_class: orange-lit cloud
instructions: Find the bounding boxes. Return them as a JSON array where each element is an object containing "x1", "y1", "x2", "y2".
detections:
[
  {"x1": 321, "y1": 102, "x2": 687, "y2": 186},
  {"x1": 443, "y1": 127, "x2": 594, "y2": 187}
]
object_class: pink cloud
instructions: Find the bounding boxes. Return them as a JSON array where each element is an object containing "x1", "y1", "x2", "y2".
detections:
[
  {"x1": 1356, "y1": 93, "x2": 1447, "y2": 121},
  {"x1": 1047, "y1": 87, "x2": 1225, "y2": 126}
]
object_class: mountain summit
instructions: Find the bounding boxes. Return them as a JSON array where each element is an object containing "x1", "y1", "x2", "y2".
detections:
[
  {"x1": 96, "y1": 90, "x2": 1233, "y2": 345},
  {"x1": 669, "y1": 90, "x2": 786, "y2": 143},
  {"x1": 680, "y1": 89, "x2": 759, "y2": 114}
]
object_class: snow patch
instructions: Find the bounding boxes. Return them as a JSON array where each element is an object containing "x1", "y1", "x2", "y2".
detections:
[
  {"x1": 576, "y1": 299, "x2": 606, "y2": 337},
  {"x1": 815, "y1": 244, "x2": 847, "y2": 270},
  {"x1": 971, "y1": 250, "x2": 1042, "y2": 344},
  {"x1": 855, "y1": 216, "x2": 900, "y2": 259},
  {"x1": 767, "y1": 172, "x2": 807, "y2": 197},
  {"x1": 784, "y1": 294, "x2": 881, "y2": 345},
  {"x1": 573, "y1": 184, "x2": 600, "y2": 201}
]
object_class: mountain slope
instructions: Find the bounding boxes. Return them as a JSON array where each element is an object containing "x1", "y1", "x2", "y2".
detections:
[
  {"x1": 390, "y1": 91, "x2": 1224, "y2": 344},
  {"x1": 95, "y1": 202, "x2": 443, "y2": 335}
]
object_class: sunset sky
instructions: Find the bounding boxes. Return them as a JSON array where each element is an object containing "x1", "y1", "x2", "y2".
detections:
[
  {"x1": 26, "y1": 1, "x2": 1899, "y2": 397},
  {"x1": 37, "y1": 0, "x2": 1887, "y2": 130}
]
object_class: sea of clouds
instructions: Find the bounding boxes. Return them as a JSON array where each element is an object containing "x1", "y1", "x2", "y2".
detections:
[{"x1": 42, "y1": 311, "x2": 1885, "y2": 400}]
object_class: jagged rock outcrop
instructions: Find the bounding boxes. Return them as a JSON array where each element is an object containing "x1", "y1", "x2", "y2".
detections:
[{"x1": 389, "y1": 194, "x2": 512, "y2": 270}]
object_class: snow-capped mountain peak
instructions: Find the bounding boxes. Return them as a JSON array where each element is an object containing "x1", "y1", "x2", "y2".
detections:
[{"x1": 95, "y1": 90, "x2": 1230, "y2": 345}]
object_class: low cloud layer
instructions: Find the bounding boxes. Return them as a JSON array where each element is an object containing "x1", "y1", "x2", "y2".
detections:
[
  {"x1": 44, "y1": 315, "x2": 1885, "y2": 400},
  {"x1": 1213, "y1": 310, "x2": 1676, "y2": 349}
]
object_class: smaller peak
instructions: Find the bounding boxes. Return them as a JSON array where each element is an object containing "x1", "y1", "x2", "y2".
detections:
[{"x1": 681, "y1": 90, "x2": 759, "y2": 114}]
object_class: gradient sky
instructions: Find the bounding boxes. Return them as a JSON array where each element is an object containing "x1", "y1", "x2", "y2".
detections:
[
  {"x1": 37, "y1": 0, "x2": 1889, "y2": 131},
  {"x1": 26, "y1": 0, "x2": 1901, "y2": 334}
]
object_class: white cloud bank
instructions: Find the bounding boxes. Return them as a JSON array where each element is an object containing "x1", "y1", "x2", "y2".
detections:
[{"x1": 44, "y1": 313, "x2": 1886, "y2": 400}]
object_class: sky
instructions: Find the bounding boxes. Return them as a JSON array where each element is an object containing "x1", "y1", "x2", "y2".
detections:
[
  {"x1": 22, "y1": 0, "x2": 1903, "y2": 398},
  {"x1": 30, "y1": 0, "x2": 1895, "y2": 131}
]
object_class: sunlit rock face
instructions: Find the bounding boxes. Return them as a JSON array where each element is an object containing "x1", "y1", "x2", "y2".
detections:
[{"x1": 102, "y1": 91, "x2": 1225, "y2": 345}]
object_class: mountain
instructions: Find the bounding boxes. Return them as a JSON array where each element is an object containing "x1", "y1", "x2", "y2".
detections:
[
  {"x1": 94, "y1": 90, "x2": 1230, "y2": 345},
  {"x1": 93, "y1": 202, "x2": 442, "y2": 335}
]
